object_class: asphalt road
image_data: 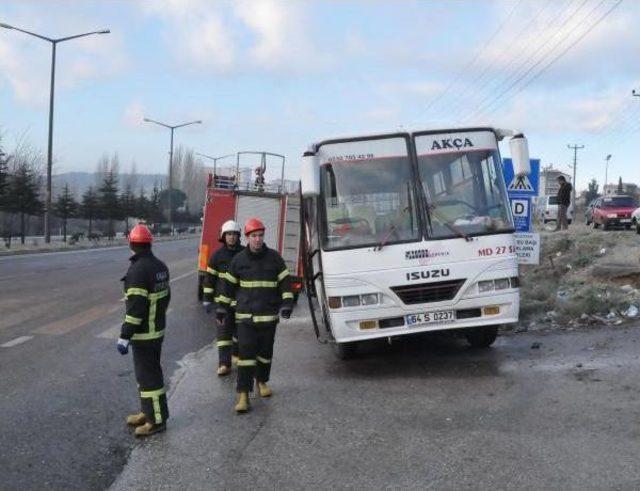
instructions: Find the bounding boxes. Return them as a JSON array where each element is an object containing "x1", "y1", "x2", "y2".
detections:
[
  {"x1": 4, "y1": 242, "x2": 640, "y2": 490},
  {"x1": 112, "y1": 300, "x2": 640, "y2": 490},
  {"x1": 0, "y1": 238, "x2": 212, "y2": 490}
]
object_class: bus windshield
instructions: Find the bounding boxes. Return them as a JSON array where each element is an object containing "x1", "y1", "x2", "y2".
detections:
[
  {"x1": 318, "y1": 138, "x2": 420, "y2": 250},
  {"x1": 414, "y1": 141, "x2": 513, "y2": 239}
]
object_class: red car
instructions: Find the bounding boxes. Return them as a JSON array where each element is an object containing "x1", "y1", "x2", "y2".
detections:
[{"x1": 590, "y1": 195, "x2": 637, "y2": 230}]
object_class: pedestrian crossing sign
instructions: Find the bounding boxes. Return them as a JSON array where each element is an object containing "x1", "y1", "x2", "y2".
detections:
[
  {"x1": 502, "y1": 158, "x2": 540, "y2": 197},
  {"x1": 508, "y1": 175, "x2": 534, "y2": 192}
]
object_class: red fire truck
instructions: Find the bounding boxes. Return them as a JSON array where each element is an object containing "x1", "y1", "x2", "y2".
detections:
[{"x1": 197, "y1": 151, "x2": 303, "y2": 301}]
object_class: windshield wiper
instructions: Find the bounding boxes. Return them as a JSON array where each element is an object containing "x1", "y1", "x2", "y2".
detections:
[
  {"x1": 374, "y1": 203, "x2": 412, "y2": 251},
  {"x1": 426, "y1": 203, "x2": 473, "y2": 242}
]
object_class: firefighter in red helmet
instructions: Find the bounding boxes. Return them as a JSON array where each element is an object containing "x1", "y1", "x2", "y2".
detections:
[
  {"x1": 117, "y1": 223, "x2": 171, "y2": 436},
  {"x1": 218, "y1": 217, "x2": 294, "y2": 413}
]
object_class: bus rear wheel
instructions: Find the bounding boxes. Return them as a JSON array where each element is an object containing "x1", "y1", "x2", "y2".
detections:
[{"x1": 465, "y1": 326, "x2": 498, "y2": 348}]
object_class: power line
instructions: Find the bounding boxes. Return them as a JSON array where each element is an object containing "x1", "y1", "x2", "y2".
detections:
[
  {"x1": 468, "y1": 0, "x2": 623, "y2": 122},
  {"x1": 463, "y1": 0, "x2": 590, "y2": 122},
  {"x1": 412, "y1": 0, "x2": 524, "y2": 124},
  {"x1": 436, "y1": 0, "x2": 556, "y2": 120}
]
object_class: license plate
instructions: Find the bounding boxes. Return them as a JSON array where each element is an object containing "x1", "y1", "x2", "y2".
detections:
[
  {"x1": 405, "y1": 310, "x2": 455, "y2": 327},
  {"x1": 621, "y1": 219, "x2": 631, "y2": 223}
]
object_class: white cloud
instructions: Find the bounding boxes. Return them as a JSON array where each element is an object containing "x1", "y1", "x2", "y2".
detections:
[
  {"x1": 0, "y1": 5, "x2": 128, "y2": 107},
  {"x1": 122, "y1": 100, "x2": 145, "y2": 129}
]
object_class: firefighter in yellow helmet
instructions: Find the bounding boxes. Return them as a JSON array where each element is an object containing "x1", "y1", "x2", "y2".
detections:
[
  {"x1": 202, "y1": 220, "x2": 244, "y2": 375},
  {"x1": 118, "y1": 224, "x2": 171, "y2": 437},
  {"x1": 218, "y1": 218, "x2": 293, "y2": 413}
]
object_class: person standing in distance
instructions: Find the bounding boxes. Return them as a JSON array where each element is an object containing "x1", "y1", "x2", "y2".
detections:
[
  {"x1": 218, "y1": 218, "x2": 293, "y2": 413},
  {"x1": 117, "y1": 223, "x2": 171, "y2": 437},
  {"x1": 555, "y1": 175, "x2": 573, "y2": 231},
  {"x1": 202, "y1": 220, "x2": 244, "y2": 375}
]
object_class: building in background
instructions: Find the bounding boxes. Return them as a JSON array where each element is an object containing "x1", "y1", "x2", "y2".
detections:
[{"x1": 539, "y1": 165, "x2": 572, "y2": 197}]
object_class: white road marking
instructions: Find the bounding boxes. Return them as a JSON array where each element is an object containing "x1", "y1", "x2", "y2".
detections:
[
  {"x1": 1, "y1": 336, "x2": 34, "y2": 348},
  {"x1": 171, "y1": 270, "x2": 197, "y2": 283}
]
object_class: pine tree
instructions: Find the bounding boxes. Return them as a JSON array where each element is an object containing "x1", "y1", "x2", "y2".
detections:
[
  {"x1": 134, "y1": 187, "x2": 149, "y2": 221},
  {"x1": 149, "y1": 184, "x2": 163, "y2": 223},
  {"x1": 617, "y1": 176, "x2": 623, "y2": 194},
  {"x1": 98, "y1": 171, "x2": 121, "y2": 239},
  {"x1": 54, "y1": 183, "x2": 78, "y2": 242},
  {"x1": 81, "y1": 186, "x2": 99, "y2": 237},
  {"x1": 119, "y1": 182, "x2": 136, "y2": 235},
  {"x1": 5, "y1": 163, "x2": 43, "y2": 244},
  {"x1": 585, "y1": 179, "x2": 600, "y2": 204}
]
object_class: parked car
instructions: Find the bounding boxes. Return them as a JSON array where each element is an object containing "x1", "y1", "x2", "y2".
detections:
[
  {"x1": 631, "y1": 205, "x2": 640, "y2": 234},
  {"x1": 584, "y1": 199, "x2": 597, "y2": 225},
  {"x1": 536, "y1": 195, "x2": 573, "y2": 224},
  {"x1": 590, "y1": 195, "x2": 637, "y2": 230}
]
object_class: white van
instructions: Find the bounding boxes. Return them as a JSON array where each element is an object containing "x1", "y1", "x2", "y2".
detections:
[{"x1": 536, "y1": 195, "x2": 573, "y2": 224}]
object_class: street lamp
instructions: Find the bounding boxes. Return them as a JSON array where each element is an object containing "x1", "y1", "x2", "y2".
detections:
[
  {"x1": 195, "y1": 152, "x2": 235, "y2": 181},
  {"x1": 143, "y1": 118, "x2": 202, "y2": 232},
  {"x1": 604, "y1": 154, "x2": 612, "y2": 193},
  {"x1": 0, "y1": 23, "x2": 110, "y2": 243}
]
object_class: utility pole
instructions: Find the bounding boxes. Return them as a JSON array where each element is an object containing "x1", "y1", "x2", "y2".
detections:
[
  {"x1": 567, "y1": 144, "x2": 584, "y2": 207},
  {"x1": 604, "y1": 154, "x2": 611, "y2": 192},
  {"x1": 1, "y1": 23, "x2": 110, "y2": 243}
]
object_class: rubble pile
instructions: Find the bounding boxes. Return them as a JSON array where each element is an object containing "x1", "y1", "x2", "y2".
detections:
[{"x1": 518, "y1": 225, "x2": 640, "y2": 331}]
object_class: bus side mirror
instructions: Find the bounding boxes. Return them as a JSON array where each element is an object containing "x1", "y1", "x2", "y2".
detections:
[
  {"x1": 301, "y1": 152, "x2": 319, "y2": 196},
  {"x1": 509, "y1": 134, "x2": 530, "y2": 176}
]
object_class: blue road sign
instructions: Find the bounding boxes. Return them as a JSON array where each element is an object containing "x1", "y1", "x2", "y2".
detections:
[
  {"x1": 502, "y1": 158, "x2": 540, "y2": 197},
  {"x1": 510, "y1": 196, "x2": 532, "y2": 232}
]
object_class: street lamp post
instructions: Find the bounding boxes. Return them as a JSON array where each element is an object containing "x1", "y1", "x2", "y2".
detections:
[
  {"x1": 604, "y1": 154, "x2": 612, "y2": 193},
  {"x1": 0, "y1": 23, "x2": 110, "y2": 243},
  {"x1": 194, "y1": 152, "x2": 235, "y2": 181},
  {"x1": 143, "y1": 118, "x2": 201, "y2": 232}
]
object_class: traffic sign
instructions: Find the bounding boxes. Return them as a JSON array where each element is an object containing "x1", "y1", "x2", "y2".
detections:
[
  {"x1": 514, "y1": 232, "x2": 540, "y2": 265},
  {"x1": 502, "y1": 158, "x2": 540, "y2": 197},
  {"x1": 510, "y1": 197, "x2": 532, "y2": 232}
]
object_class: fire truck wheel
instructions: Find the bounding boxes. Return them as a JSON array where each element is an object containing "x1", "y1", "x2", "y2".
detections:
[
  {"x1": 197, "y1": 276, "x2": 204, "y2": 301},
  {"x1": 333, "y1": 341, "x2": 357, "y2": 360},
  {"x1": 465, "y1": 325, "x2": 498, "y2": 348}
]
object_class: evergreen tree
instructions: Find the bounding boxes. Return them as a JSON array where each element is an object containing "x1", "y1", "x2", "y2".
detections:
[
  {"x1": 149, "y1": 184, "x2": 163, "y2": 223},
  {"x1": 119, "y1": 182, "x2": 136, "y2": 235},
  {"x1": 5, "y1": 163, "x2": 43, "y2": 244},
  {"x1": 134, "y1": 187, "x2": 150, "y2": 221},
  {"x1": 98, "y1": 171, "x2": 121, "y2": 239},
  {"x1": 585, "y1": 179, "x2": 600, "y2": 204},
  {"x1": 54, "y1": 183, "x2": 78, "y2": 242},
  {"x1": 0, "y1": 142, "x2": 9, "y2": 209},
  {"x1": 617, "y1": 176, "x2": 623, "y2": 194},
  {"x1": 81, "y1": 186, "x2": 99, "y2": 237}
]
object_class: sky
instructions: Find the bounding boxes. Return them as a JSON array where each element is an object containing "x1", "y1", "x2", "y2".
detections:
[{"x1": 0, "y1": 0, "x2": 639, "y2": 192}]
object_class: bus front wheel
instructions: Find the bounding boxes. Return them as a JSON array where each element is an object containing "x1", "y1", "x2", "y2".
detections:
[
  {"x1": 465, "y1": 326, "x2": 498, "y2": 348},
  {"x1": 333, "y1": 341, "x2": 357, "y2": 360}
]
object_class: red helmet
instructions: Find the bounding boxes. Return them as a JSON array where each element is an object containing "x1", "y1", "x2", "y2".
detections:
[
  {"x1": 129, "y1": 224, "x2": 153, "y2": 244},
  {"x1": 244, "y1": 217, "x2": 265, "y2": 236}
]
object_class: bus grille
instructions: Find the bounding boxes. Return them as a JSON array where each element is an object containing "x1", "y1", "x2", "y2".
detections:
[{"x1": 391, "y1": 279, "x2": 465, "y2": 305}]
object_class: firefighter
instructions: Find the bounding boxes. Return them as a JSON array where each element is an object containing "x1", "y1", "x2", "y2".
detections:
[
  {"x1": 218, "y1": 217, "x2": 293, "y2": 413},
  {"x1": 117, "y1": 223, "x2": 171, "y2": 437},
  {"x1": 202, "y1": 220, "x2": 244, "y2": 376}
]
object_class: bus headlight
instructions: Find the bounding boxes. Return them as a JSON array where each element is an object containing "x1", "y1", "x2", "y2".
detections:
[
  {"x1": 477, "y1": 277, "x2": 518, "y2": 293},
  {"x1": 328, "y1": 293, "x2": 381, "y2": 309},
  {"x1": 342, "y1": 295, "x2": 361, "y2": 307},
  {"x1": 361, "y1": 293, "x2": 380, "y2": 305}
]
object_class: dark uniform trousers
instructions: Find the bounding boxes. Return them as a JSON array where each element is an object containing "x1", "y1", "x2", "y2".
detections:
[
  {"x1": 237, "y1": 321, "x2": 277, "y2": 392},
  {"x1": 216, "y1": 307, "x2": 239, "y2": 365},
  {"x1": 132, "y1": 339, "x2": 169, "y2": 424}
]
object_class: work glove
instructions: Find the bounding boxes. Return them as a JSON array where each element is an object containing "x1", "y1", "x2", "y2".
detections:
[
  {"x1": 202, "y1": 301, "x2": 213, "y2": 314},
  {"x1": 216, "y1": 310, "x2": 227, "y2": 325},
  {"x1": 280, "y1": 307, "x2": 292, "y2": 319},
  {"x1": 117, "y1": 338, "x2": 130, "y2": 355}
]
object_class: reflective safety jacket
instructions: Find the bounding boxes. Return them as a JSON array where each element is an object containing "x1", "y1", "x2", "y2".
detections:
[
  {"x1": 203, "y1": 243, "x2": 244, "y2": 308},
  {"x1": 120, "y1": 250, "x2": 171, "y2": 342},
  {"x1": 221, "y1": 244, "x2": 293, "y2": 324}
]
